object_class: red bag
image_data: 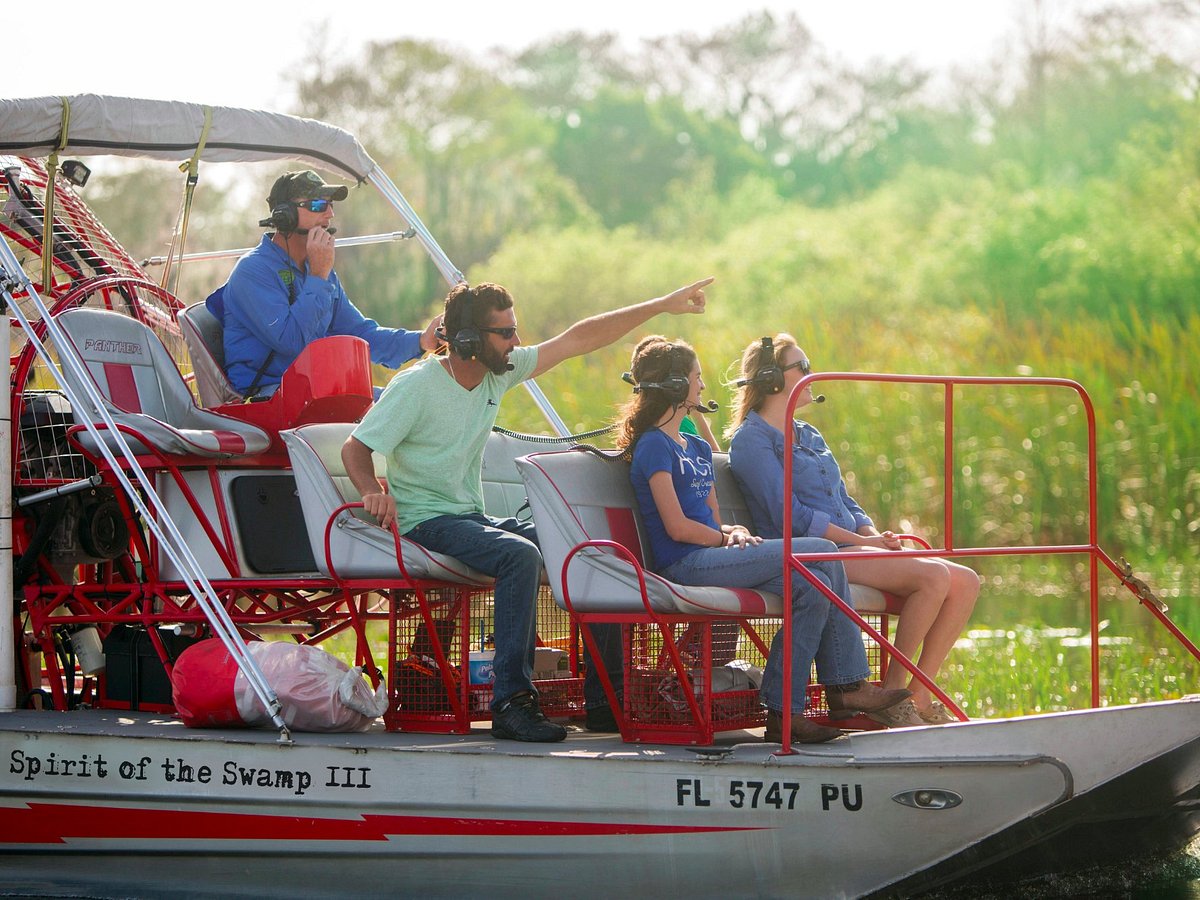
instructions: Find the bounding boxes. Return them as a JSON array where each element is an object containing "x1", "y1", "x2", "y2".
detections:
[{"x1": 172, "y1": 639, "x2": 386, "y2": 732}]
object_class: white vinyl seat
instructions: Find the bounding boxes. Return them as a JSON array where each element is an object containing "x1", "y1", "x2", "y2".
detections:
[
  {"x1": 178, "y1": 301, "x2": 243, "y2": 408},
  {"x1": 517, "y1": 449, "x2": 781, "y2": 615},
  {"x1": 53, "y1": 307, "x2": 270, "y2": 458},
  {"x1": 281, "y1": 422, "x2": 491, "y2": 584},
  {"x1": 516, "y1": 448, "x2": 889, "y2": 615}
]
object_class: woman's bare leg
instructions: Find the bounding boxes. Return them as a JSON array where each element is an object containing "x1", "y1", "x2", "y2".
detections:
[
  {"x1": 907, "y1": 562, "x2": 980, "y2": 708},
  {"x1": 840, "y1": 551, "x2": 950, "y2": 695}
]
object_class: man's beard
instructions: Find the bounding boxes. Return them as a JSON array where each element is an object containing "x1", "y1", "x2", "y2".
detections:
[{"x1": 480, "y1": 343, "x2": 511, "y2": 375}]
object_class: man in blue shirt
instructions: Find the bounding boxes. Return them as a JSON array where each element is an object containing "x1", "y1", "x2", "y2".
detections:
[{"x1": 209, "y1": 170, "x2": 440, "y2": 398}]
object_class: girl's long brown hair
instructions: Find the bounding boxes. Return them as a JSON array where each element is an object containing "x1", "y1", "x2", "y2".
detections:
[{"x1": 614, "y1": 336, "x2": 697, "y2": 461}]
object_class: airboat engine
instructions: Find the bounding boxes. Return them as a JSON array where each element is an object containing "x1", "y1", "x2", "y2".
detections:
[{"x1": 16, "y1": 391, "x2": 129, "y2": 577}]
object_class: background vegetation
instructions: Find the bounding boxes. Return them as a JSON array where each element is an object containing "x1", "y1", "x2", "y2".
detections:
[{"x1": 88, "y1": 2, "x2": 1199, "y2": 707}]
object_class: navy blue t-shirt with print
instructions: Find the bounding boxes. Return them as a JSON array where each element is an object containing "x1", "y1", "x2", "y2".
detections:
[{"x1": 630, "y1": 429, "x2": 718, "y2": 570}]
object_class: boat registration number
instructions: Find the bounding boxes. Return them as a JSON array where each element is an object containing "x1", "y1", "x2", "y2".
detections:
[{"x1": 676, "y1": 778, "x2": 863, "y2": 811}]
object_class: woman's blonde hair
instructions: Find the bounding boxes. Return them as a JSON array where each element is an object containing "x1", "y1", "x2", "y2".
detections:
[
  {"x1": 724, "y1": 332, "x2": 800, "y2": 441},
  {"x1": 614, "y1": 335, "x2": 697, "y2": 461}
]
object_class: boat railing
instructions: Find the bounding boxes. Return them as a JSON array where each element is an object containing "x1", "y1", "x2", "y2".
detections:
[
  {"x1": 0, "y1": 239, "x2": 292, "y2": 738},
  {"x1": 774, "y1": 371, "x2": 1200, "y2": 751}
]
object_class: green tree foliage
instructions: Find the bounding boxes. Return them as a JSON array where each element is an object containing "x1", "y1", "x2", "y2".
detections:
[
  {"x1": 549, "y1": 87, "x2": 768, "y2": 227},
  {"x1": 76, "y1": 3, "x2": 1197, "y2": 564},
  {"x1": 293, "y1": 38, "x2": 597, "y2": 322}
]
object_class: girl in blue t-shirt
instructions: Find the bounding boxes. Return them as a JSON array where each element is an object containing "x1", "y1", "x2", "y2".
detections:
[{"x1": 616, "y1": 336, "x2": 911, "y2": 744}]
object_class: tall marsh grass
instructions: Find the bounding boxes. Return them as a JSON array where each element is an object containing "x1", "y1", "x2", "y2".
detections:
[{"x1": 485, "y1": 294, "x2": 1198, "y2": 715}]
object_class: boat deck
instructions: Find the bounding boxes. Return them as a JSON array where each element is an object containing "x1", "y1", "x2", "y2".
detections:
[{"x1": 0, "y1": 707, "x2": 809, "y2": 763}]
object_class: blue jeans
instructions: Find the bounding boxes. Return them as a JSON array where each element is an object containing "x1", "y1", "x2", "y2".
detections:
[
  {"x1": 581, "y1": 623, "x2": 623, "y2": 711},
  {"x1": 406, "y1": 514, "x2": 542, "y2": 708},
  {"x1": 406, "y1": 513, "x2": 623, "y2": 710},
  {"x1": 660, "y1": 538, "x2": 870, "y2": 714}
]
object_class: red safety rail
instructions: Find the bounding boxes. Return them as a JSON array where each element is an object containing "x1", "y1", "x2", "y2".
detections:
[{"x1": 772, "y1": 372, "x2": 1200, "y2": 755}]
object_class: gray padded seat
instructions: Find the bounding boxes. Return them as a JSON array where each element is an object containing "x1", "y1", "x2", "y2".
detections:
[
  {"x1": 517, "y1": 448, "x2": 889, "y2": 615},
  {"x1": 54, "y1": 307, "x2": 270, "y2": 459},
  {"x1": 281, "y1": 422, "x2": 490, "y2": 584},
  {"x1": 178, "y1": 301, "x2": 242, "y2": 408}
]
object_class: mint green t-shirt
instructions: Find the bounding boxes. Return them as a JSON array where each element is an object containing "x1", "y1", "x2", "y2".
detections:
[{"x1": 351, "y1": 346, "x2": 538, "y2": 534}]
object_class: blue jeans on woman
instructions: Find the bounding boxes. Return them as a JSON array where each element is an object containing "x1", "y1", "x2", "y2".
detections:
[
  {"x1": 660, "y1": 537, "x2": 870, "y2": 714},
  {"x1": 406, "y1": 513, "x2": 623, "y2": 711}
]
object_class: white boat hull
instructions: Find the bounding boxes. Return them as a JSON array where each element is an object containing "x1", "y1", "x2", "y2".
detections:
[{"x1": 3, "y1": 698, "x2": 1198, "y2": 898}]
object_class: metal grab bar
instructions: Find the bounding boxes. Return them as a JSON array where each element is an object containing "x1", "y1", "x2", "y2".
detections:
[{"x1": 0, "y1": 242, "x2": 290, "y2": 740}]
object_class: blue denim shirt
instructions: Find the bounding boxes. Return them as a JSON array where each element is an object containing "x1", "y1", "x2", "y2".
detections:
[{"x1": 728, "y1": 411, "x2": 873, "y2": 540}]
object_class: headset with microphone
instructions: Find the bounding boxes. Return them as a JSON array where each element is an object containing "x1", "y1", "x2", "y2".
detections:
[
  {"x1": 436, "y1": 288, "x2": 515, "y2": 371},
  {"x1": 259, "y1": 202, "x2": 337, "y2": 236},
  {"x1": 735, "y1": 335, "x2": 826, "y2": 403},
  {"x1": 622, "y1": 345, "x2": 711, "y2": 409},
  {"x1": 734, "y1": 336, "x2": 785, "y2": 394},
  {"x1": 437, "y1": 324, "x2": 484, "y2": 361},
  {"x1": 438, "y1": 286, "x2": 485, "y2": 361}
]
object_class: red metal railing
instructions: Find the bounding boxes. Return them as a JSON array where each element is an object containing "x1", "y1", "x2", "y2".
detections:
[{"x1": 775, "y1": 372, "x2": 1200, "y2": 755}]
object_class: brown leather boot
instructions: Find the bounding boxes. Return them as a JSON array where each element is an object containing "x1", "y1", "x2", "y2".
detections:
[
  {"x1": 764, "y1": 710, "x2": 844, "y2": 744},
  {"x1": 823, "y1": 680, "x2": 912, "y2": 721}
]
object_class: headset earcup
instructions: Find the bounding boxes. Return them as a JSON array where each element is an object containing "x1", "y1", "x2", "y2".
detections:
[
  {"x1": 669, "y1": 376, "x2": 691, "y2": 403},
  {"x1": 452, "y1": 327, "x2": 482, "y2": 360},
  {"x1": 270, "y1": 203, "x2": 299, "y2": 233}
]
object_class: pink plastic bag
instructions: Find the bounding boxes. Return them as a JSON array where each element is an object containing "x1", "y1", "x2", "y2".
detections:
[{"x1": 173, "y1": 639, "x2": 387, "y2": 732}]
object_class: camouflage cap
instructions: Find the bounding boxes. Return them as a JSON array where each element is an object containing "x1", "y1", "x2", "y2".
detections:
[{"x1": 266, "y1": 170, "x2": 349, "y2": 207}]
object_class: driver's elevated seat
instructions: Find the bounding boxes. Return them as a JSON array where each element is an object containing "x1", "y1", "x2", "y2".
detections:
[{"x1": 178, "y1": 300, "x2": 243, "y2": 408}]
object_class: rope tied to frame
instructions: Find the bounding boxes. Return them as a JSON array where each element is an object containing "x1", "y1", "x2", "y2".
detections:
[
  {"x1": 161, "y1": 106, "x2": 214, "y2": 294},
  {"x1": 40, "y1": 97, "x2": 72, "y2": 292},
  {"x1": 1117, "y1": 556, "x2": 1167, "y2": 612}
]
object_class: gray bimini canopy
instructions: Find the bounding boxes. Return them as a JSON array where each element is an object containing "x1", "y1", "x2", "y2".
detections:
[{"x1": 0, "y1": 94, "x2": 376, "y2": 181}]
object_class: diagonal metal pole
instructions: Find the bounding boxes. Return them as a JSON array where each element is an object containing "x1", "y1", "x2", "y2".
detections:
[
  {"x1": 366, "y1": 168, "x2": 571, "y2": 434},
  {"x1": 0, "y1": 242, "x2": 290, "y2": 741}
]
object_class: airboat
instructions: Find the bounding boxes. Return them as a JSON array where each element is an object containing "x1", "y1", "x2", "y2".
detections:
[{"x1": 0, "y1": 94, "x2": 1197, "y2": 899}]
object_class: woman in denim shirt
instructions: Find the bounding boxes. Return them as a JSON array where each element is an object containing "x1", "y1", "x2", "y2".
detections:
[
  {"x1": 727, "y1": 334, "x2": 980, "y2": 726},
  {"x1": 617, "y1": 336, "x2": 912, "y2": 743}
]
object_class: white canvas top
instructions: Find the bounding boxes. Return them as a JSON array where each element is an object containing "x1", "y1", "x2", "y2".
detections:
[{"x1": 0, "y1": 94, "x2": 376, "y2": 181}]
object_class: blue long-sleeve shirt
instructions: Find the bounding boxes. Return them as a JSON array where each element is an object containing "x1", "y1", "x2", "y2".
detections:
[
  {"x1": 728, "y1": 410, "x2": 874, "y2": 540},
  {"x1": 214, "y1": 234, "x2": 423, "y2": 394}
]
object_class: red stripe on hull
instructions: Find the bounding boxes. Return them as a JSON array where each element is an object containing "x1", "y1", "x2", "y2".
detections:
[{"x1": 0, "y1": 802, "x2": 764, "y2": 844}]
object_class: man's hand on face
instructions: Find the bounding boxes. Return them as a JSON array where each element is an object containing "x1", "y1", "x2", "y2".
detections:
[
  {"x1": 420, "y1": 314, "x2": 445, "y2": 353},
  {"x1": 306, "y1": 226, "x2": 336, "y2": 280}
]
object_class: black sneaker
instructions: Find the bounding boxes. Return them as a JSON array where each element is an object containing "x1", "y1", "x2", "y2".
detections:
[
  {"x1": 584, "y1": 704, "x2": 620, "y2": 733},
  {"x1": 491, "y1": 692, "x2": 568, "y2": 743}
]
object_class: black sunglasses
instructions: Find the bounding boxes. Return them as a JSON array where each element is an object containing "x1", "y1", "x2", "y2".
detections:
[
  {"x1": 294, "y1": 198, "x2": 333, "y2": 212},
  {"x1": 479, "y1": 326, "x2": 518, "y2": 339},
  {"x1": 781, "y1": 358, "x2": 812, "y2": 376}
]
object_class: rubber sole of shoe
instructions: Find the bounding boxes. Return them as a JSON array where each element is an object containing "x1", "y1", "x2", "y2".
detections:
[{"x1": 491, "y1": 724, "x2": 567, "y2": 743}]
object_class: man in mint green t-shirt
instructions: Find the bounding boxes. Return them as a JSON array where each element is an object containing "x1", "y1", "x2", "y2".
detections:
[{"x1": 343, "y1": 277, "x2": 713, "y2": 742}]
